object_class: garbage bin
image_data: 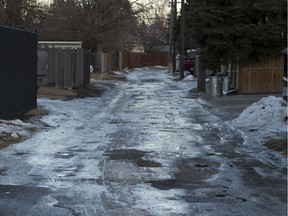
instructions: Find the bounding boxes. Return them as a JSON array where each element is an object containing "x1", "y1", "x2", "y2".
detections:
[
  {"x1": 221, "y1": 76, "x2": 229, "y2": 95},
  {"x1": 209, "y1": 76, "x2": 221, "y2": 96},
  {"x1": 205, "y1": 78, "x2": 210, "y2": 94}
]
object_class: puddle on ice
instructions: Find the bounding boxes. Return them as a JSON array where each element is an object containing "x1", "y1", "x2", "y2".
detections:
[
  {"x1": 147, "y1": 157, "x2": 220, "y2": 190},
  {"x1": 12, "y1": 152, "x2": 29, "y2": 156},
  {"x1": 104, "y1": 149, "x2": 147, "y2": 160},
  {"x1": 54, "y1": 152, "x2": 74, "y2": 159},
  {"x1": 136, "y1": 159, "x2": 162, "y2": 167},
  {"x1": 104, "y1": 149, "x2": 162, "y2": 168}
]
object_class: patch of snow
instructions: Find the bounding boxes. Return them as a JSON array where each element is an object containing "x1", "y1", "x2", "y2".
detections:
[
  {"x1": 232, "y1": 96, "x2": 287, "y2": 139},
  {"x1": 0, "y1": 119, "x2": 35, "y2": 140},
  {"x1": 183, "y1": 74, "x2": 197, "y2": 81},
  {"x1": 112, "y1": 71, "x2": 125, "y2": 76}
]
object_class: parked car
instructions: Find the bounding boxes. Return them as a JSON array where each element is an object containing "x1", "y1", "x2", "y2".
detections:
[
  {"x1": 176, "y1": 50, "x2": 198, "y2": 75},
  {"x1": 184, "y1": 51, "x2": 198, "y2": 73}
]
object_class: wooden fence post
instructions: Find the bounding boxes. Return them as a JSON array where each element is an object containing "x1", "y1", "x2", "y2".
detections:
[
  {"x1": 63, "y1": 49, "x2": 72, "y2": 88},
  {"x1": 107, "y1": 49, "x2": 111, "y2": 73},
  {"x1": 119, "y1": 50, "x2": 123, "y2": 71},
  {"x1": 75, "y1": 48, "x2": 84, "y2": 87}
]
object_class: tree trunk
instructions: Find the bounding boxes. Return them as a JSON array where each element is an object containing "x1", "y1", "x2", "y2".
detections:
[
  {"x1": 179, "y1": 0, "x2": 185, "y2": 80},
  {"x1": 197, "y1": 55, "x2": 206, "y2": 92}
]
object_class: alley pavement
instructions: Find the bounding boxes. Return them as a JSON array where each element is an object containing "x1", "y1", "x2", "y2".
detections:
[
  {"x1": 197, "y1": 92, "x2": 283, "y2": 121},
  {"x1": 0, "y1": 68, "x2": 286, "y2": 216}
]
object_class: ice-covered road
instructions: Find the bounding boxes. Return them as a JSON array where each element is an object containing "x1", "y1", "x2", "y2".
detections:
[{"x1": 0, "y1": 68, "x2": 286, "y2": 216}]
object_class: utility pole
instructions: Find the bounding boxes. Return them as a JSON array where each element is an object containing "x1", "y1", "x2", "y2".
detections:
[
  {"x1": 172, "y1": 0, "x2": 177, "y2": 73},
  {"x1": 179, "y1": 0, "x2": 185, "y2": 79},
  {"x1": 169, "y1": 1, "x2": 174, "y2": 72}
]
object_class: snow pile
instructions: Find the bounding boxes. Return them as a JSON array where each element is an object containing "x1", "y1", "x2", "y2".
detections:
[
  {"x1": 0, "y1": 119, "x2": 35, "y2": 140},
  {"x1": 232, "y1": 96, "x2": 287, "y2": 138},
  {"x1": 183, "y1": 74, "x2": 196, "y2": 81},
  {"x1": 112, "y1": 71, "x2": 125, "y2": 76}
]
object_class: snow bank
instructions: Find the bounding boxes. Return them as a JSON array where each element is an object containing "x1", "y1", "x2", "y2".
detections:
[
  {"x1": 232, "y1": 96, "x2": 287, "y2": 137},
  {"x1": 0, "y1": 119, "x2": 35, "y2": 139},
  {"x1": 183, "y1": 74, "x2": 196, "y2": 81}
]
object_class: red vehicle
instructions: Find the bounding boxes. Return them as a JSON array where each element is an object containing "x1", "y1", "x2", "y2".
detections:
[{"x1": 184, "y1": 51, "x2": 197, "y2": 73}]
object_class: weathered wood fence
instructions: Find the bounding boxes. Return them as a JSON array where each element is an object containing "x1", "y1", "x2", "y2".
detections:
[
  {"x1": 122, "y1": 52, "x2": 169, "y2": 69},
  {"x1": 238, "y1": 55, "x2": 283, "y2": 94},
  {"x1": 38, "y1": 48, "x2": 169, "y2": 87},
  {"x1": 89, "y1": 51, "x2": 169, "y2": 73},
  {"x1": 38, "y1": 48, "x2": 90, "y2": 88}
]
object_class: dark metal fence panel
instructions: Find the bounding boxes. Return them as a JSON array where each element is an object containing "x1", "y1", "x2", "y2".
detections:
[{"x1": 0, "y1": 26, "x2": 37, "y2": 119}]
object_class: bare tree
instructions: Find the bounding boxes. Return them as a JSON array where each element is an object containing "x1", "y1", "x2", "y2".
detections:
[
  {"x1": 132, "y1": 0, "x2": 170, "y2": 52},
  {"x1": 38, "y1": 0, "x2": 137, "y2": 51},
  {"x1": 79, "y1": 0, "x2": 137, "y2": 51},
  {"x1": 0, "y1": 0, "x2": 47, "y2": 30},
  {"x1": 4, "y1": 0, "x2": 23, "y2": 26},
  {"x1": 37, "y1": 0, "x2": 82, "y2": 40},
  {"x1": 0, "y1": 0, "x2": 6, "y2": 24}
]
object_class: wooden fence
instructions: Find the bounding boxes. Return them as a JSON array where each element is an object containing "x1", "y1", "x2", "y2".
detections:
[
  {"x1": 38, "y1": 49, "x2": 169, "y2": 87},
  {"x1": 122, "y1": 52, "x2": 169, "y2": 69},
  {"x1": 238, "y1": 55, "x2": 284, "y2": 94},
  {"x1": 89, "y1": 51, "x2": 169, "y2": 77},
  {"x1": 38, "y1": 48, "x2": 90, "y2": 88}
]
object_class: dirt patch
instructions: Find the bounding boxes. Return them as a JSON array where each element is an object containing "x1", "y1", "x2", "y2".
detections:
[
  {"x1": 38, "y1": 71, "x2": 128, "y2": 100},
  {"x1": 76, "y1": 85, "x2": 106, "y2": 98},
  {"x1": 147, "y1": 157, "x2": 220, "y2": 190},
  {"x1": 0, "y1": 135, "x2": 22, "y2": 149},
  {"x1": 37, "y1": 86, "x2": 78, "y2": 100},
  {"x1": 37, "y1": 83, "x2": 109, "y2": 100},
  {"x1": 265, "y1": 134, "x2": 287, "y2": 156},
  {"x1": 136, "y1": 159, "x2": 162, "y2": 167},
  {"x1": 91, "y1": 71, "x2": 127, "y2": 81},
  {"x1": 25, "y1": 108, "x2": 49, "y2": 117},
  {"x1": 0, "y1": 108, "x2": 49, "y2": 150}
]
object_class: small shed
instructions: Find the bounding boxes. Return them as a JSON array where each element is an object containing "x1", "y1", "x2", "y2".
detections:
[{"x1": 38, "y1": 41, "x2": 82, "y2": 49}]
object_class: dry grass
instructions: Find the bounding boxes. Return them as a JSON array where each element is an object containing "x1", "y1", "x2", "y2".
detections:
[{"x1": 0, "y1": 134, "x2": 22, "y2": 149}]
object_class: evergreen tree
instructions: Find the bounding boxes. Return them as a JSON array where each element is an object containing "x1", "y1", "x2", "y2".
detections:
[{"x1": 185, "y1": 0, "x2": 287, "y2": 67}]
